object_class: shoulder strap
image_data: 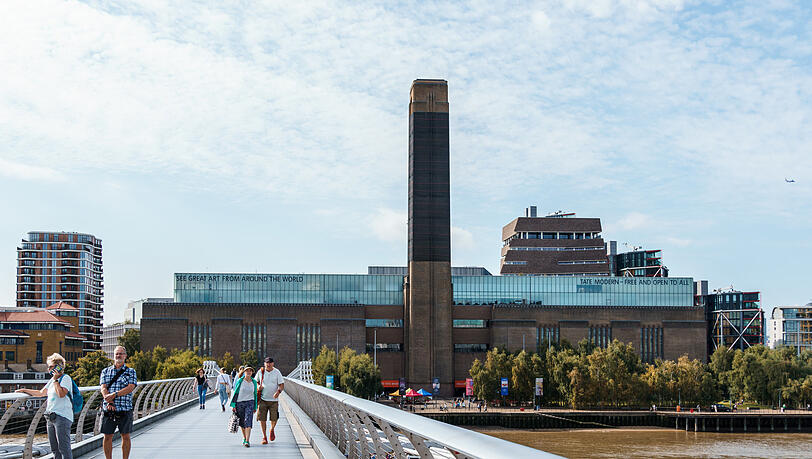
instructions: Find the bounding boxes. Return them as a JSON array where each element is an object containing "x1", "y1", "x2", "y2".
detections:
[
  {"x1": 58, "y1": 374, "x2": 73, "y2": 402},
  {"x1": 107, "y1": 366, "x2": 127, "y2": 386}
]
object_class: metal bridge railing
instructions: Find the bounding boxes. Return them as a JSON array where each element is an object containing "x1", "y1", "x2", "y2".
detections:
[
  {"x1": 0, "y1": 376, "x2": 214, "y2": 459},
  {"x1": 283, "y1": 377, "x2": 562, "y2": 459}
]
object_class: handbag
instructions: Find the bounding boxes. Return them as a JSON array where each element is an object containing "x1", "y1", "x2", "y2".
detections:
[{"x1": 228, "y1": 413, "x2": 239, "y2": 433}]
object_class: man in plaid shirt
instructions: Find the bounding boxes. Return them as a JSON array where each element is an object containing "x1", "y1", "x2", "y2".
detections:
[{"x1": 100, "y1": 345, "x2": 137, "y2": 459}]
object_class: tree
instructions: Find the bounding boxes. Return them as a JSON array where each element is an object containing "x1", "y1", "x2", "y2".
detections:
[
  {"x1": 337, "y1": 347, "x2": 357, "y2": 390},
  {"x1": 511, "y1": 350, "x2": 537, "y2": 403},
  {"x1": 469, "y1": 347, "x2": 513, "y2": 402},
  {"x1": 218, "y1": 352, "x2": 235, "y2": 372},
  {"x1": 128, "y1": 350, "x2": 157, "y2": 382},
  {"x1": 342, "y1": 353, "x2": 381, "y2": 399},
  {"x1": 312, "y1": 346, "x2": 337, "y2": 387},
  {"x1": 239, "y1": 349, "x2": 260, "y2": 368},
  {"x1": 156, "y1": 349, "x2": 203, "y2": 379},
  {"x1": 72, "y1": 351, "x2": 112, "y2": 386},
  {"x1": 117, "y1": 328, "x2": 141, "y2": 357}
]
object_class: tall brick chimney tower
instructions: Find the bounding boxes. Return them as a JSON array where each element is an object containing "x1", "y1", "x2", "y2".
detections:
[{"x1": 405, "y1": 79, "x2": 453, "y2": 395}]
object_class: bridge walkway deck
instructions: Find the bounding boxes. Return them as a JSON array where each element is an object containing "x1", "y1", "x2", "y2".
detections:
[{"x1": 78, "y1": 397, "x2": 308, "y2": 458}]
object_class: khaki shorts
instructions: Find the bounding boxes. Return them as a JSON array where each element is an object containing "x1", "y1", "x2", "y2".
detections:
[{"x1": 257, "y1": 399, "x2": 279, "y2": 422}]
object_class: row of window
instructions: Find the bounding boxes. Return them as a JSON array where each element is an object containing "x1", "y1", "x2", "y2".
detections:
[
  {"x1": 515, "y1": 232, "x2": 600, "y2": 240},
  {"x1": 641, "y1": 327, "x2": 664, "y2": 363},
  {"x1": 0, "y1": 324, "x2": 69, "y2": 331},
  {"x1": 366, "y1": 343, "x2": 402, "y2": 352},
  {"x1": 0, "y1": 338, "x2": 24, "y2": 345},
  {"x1": 296, "y1": 324, "x2": 320, "y2": 362},
  {"x1": 509, "y1": 246, "x2": 604, "y2": 252},
  {"x1": 589, "y1": 326, "x2": 612, "y2": 349},
  {"x1": 454, "y1": 344, "x2": 488, "y2": 352},
  {"x1": 503, "y1": 261, "x2": 527, "y2": 265},
  {"x1": 243, "y1": 324, "x2": 266, "y2": 359},
  {"x1": 363, "y1": 319, "x2": 487, "y2": 328},
  {"x1": 27, "y1": 233, "x2": 95, "y2": 244},
  {"x1": 558, "y1": 260, "x2": 607, "y2": 265},
  {"x1": 188, "y1": 324, "x2": 212, "y2": 355}
]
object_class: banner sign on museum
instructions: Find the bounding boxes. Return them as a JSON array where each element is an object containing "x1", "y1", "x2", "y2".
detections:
[
  {"x1": 465, "y1": 378, "x2": 473, "y2": 396},
  {"x1": 500, "y1": 378, "x2": 509, "y2": 396},
  {"x1": 535, "y1": 377, "x2": 544, "y2": 397}
]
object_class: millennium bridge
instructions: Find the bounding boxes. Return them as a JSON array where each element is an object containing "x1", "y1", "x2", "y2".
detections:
[{"x1": 0, "y1": 362, "x2": 559, "y2": 458}]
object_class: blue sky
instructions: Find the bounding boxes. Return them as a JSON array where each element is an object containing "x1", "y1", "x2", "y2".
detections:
[{"x1": 0, "y1": 0, "x2": 810, "y2": 324}]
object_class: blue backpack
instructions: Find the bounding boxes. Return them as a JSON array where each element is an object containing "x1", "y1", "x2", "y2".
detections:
[{"x1": 59, "y1": 375, "x2": 84, "y2": 414}]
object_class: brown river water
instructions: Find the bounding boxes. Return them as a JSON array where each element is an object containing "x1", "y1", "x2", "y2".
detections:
[{"x1": 472, "y1": 427, "x2": 812, "y2": 458}]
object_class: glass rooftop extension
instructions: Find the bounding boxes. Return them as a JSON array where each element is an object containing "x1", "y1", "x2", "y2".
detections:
[{"x1": 174, "y1": 273, "x2": 694, "y2": 307}]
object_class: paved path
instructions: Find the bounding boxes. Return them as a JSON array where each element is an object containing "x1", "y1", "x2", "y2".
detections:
[{"x1": 78, "y1": 397, "x2": 307, "y2": 458}]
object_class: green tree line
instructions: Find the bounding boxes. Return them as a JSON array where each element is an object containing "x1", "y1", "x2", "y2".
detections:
[
  {"x1": 470, "y1": 340, "x2": 812, "y2": 409},
  {"x1": 67, "y1": 329, "x2": 261, "y2": 385},
  {"x1": 312, "y1": 345, "x2": 381, "y2": 399}
]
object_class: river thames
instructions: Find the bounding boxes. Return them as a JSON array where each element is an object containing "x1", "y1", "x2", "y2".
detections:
[{"x1": 473, "y1": 427, "x2": 812, "y2": 458}]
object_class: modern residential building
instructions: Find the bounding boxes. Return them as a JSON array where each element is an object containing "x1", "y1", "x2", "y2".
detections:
[
  {"x1": 124, "y1": 298, "x2": 173, "y2": 325},
  {"x1": 140, "y1": 80, "x2": 708, "y2": 395},
  {"x1": 500, "y1": 207, "x2": 610, "y2": 276},
  {"x1": 102, "y1": 322, "x2": 140, "y2": 359},
  {"x1": 607, "y1": 241, "x2": 668, "y2": 277},
  {"x1": 0, "y1": 305, "x2": 84, "y2": 369},
  {"x1": 695, "y1": 283, "x2": 764, "y2": 354},
  {"x1": 771, "y1": 305, "x2": 812, "y2": 355},
  {"x1": 16, "y1": 231, "x2": 103, "y2": 353}
]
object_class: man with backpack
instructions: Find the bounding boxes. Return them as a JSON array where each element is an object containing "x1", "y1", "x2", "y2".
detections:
[
  {"x1": 16, "y1": 353, "x2": 77, "y2": 459},
  {"x1": 100, "y1": 345, "x2": 138, "y2": 459}
]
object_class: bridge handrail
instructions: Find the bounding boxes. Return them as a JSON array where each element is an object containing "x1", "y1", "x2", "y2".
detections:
[
  {"x1": 0, "y1": 375, "x2": 215, "y2": 459},
  {"x1": 0, "y1": 376, "x2": 197, "y2": 401},
  {"x1": 283, "y1": 377, "x2": 562, "y2": 459}
]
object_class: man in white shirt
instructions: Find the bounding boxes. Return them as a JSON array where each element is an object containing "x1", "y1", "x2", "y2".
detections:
[{"x1": 255, "y1": 357, "x2": 284, "y2": 444}]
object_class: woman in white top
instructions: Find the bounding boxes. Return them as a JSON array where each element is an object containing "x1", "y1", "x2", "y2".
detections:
[
  {"x1": 228, "y1": 366, "x2": 258, "y2": 447},
  {"x1": 216, "y1": 367, "x2": 231, "y2": 411},
  {"x1": 16, "y1": 353, "x2": 74, "y2": 459}
]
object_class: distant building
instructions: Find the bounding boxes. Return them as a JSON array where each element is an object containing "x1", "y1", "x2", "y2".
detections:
[
  {"x1": 695, "y1": 283, "x2": 764, "y2": 354},
  {"x1": 500, "y1": 207, "x2": 610, "y2": 276},
  {"x1": 608, "y1": 241, "x2": 668, "y2": 277},
  {"x1": 140, "y1": 80, "x2": 709, "y2": 394},
  {"x1": 102, "y1": 323, "x2": 140, "y2": 359},
  {"x1": 125, "y1": 298, "x2": 172, "y2": 324},
  {"x1": 16, "y1": 231, "x2": 103, "y2": 353},
  {"x1": 0, "y1": 304, "x2": 84, "y2": 369},
  {"x1": 771, "y1": 305, "x2": 812, "y2": 354},
  {"x1": 368, "y1": 266, "x2": 492, "y2": 276}
]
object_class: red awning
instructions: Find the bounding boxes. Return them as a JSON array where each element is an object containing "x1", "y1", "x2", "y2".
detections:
[
  {"x1": 381, "y1": 380, "x2": 399, "y2": 388},
  {"x1": 454, "y1": 380, "x2": 466, "y2": 388}
]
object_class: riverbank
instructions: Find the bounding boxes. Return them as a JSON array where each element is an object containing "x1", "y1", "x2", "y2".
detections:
[
  {"x1": 471, "y1": 426, "x2": 812, "y2": 458},
  {"x1": 420, "y1": 409, "x2": 812, "y2": 433}
]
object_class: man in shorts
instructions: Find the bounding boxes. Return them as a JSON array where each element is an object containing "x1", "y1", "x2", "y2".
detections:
[
  {"x1": 100, "y1": 346, "x2": 138, "y2": 459},
  {"x1": 255, "y1": 357, "x2": 284, "y2": 444}
]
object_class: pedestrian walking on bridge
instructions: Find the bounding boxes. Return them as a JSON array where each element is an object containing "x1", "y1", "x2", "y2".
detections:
[{"x1": 230, "y1": 366, "x2": 258, "y2": 447}]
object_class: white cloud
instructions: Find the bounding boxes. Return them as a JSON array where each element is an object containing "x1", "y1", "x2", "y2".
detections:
[
  {"x1": 618, "y1": 212, "x2": 651, "y2": 230},
  {"x1": 369, "y1": 208, "x2": 406, "y2": 243},
  {"x1": 665, "y1": 237, "x2": 692, "y2": 247},
  {"x1": 452, "y1": 226, "x2": 475, "y2": 251},
  {"x1": 0, "y1": 159, "x2": 65, "y2": 182}
]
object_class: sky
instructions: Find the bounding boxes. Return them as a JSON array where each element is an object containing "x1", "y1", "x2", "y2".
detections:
[{"x1": 0, "y1": 0, "x2": 810, "y2": 325}]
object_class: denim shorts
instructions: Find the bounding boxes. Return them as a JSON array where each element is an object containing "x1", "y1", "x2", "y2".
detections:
[{"x1": 235, "y1": 400, "x2": 254, "y2": 428}]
